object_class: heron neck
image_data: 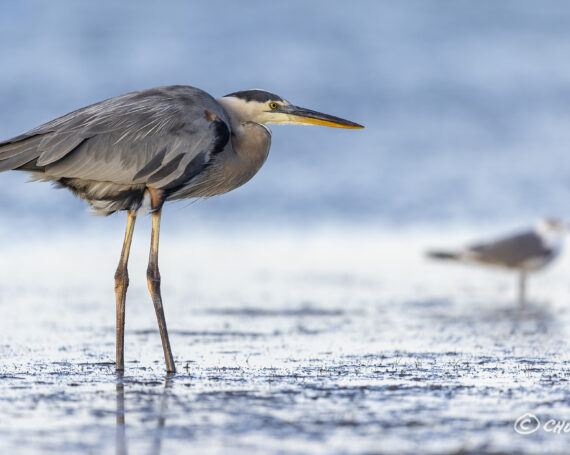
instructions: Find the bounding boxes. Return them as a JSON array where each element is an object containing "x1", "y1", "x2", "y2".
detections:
[
  {"x1": 230, "y1": 121, "x2": 271, "y2": 173},
  {"x1": 218, "y1": 97, "x2": 248, "y2": 131},
  {"x1": 217, "y1": 96, "x2": 271, "y2": 179}
]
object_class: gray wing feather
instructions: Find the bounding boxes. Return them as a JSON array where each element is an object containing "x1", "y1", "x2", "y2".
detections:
[
  {"x1": 467, "y1": 232, "x2": 549, "y2": 267},
  {"x1": 37, "y1": 134, "x2": 88, "y2": 166},
  {"x1": 0, "y1": 86, "x2": 231, "y2": 190}
]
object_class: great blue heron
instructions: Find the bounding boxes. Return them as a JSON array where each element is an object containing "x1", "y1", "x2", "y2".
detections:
[
  {"x1": 0, "y1": 85, "x2": 364, "y2": 372},
  {"x1": 426, "y1": 218, "x2": 567, "y2": 306}
]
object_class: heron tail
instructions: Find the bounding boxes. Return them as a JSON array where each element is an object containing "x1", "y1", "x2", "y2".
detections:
[
  {"x1": 426, "y1": 250, "x2": 461, "y2": 260},
  {"x1": 0, "y1": 136, "x2": 43, "y2": 172}
]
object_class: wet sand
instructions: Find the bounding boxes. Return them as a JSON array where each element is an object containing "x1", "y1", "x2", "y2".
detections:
[{"x1": 1, "y1": 227, "x2": 569, "y2": 454}]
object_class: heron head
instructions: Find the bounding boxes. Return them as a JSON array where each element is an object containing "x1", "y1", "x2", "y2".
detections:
[
  {"x1": 221, "y1": 89, "x2": 364, "y2": 129},
  {"x1": 536, "y1": 218, "x2": 570, "y2": 234}
]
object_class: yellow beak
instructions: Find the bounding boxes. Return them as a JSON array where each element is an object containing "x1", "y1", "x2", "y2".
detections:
[{"x1": 285, "y1": 105, "x2": 364, "y2": 129}]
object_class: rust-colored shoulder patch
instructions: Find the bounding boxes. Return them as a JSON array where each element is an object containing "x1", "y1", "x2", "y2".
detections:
[{"x1": 204, "y1": 110, "x2": 218, "y2": 122}]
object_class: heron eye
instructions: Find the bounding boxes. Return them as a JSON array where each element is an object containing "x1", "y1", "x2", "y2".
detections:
[{"x1": 269, "y1": 102, "x2": 278, "y2": 109}]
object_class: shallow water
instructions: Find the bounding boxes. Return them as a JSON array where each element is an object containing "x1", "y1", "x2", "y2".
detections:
[{"x1": 1, "y1": 228, "x2": 569, "y2": 454}]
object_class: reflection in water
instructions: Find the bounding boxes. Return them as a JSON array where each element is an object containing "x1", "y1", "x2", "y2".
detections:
[
  {"x1": 115, "y1": 373, "x2": 173, "y2": 455},
  {"x1": 116, "y1": 373, "x2": 127, "y2": 455},
  {"x1": 150, "y1": 375, "x2": 173, "y2": 455}
]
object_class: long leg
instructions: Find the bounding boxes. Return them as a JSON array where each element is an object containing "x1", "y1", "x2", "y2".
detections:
[
  {"x1": 115, "y1": 210, "x2": 136, "y2": 371},
  {"x1": 518, "y1": 270, "x2": 527, "y2": 307},
  {"x1": 146, "y1": 191, "x2": 176, "y2": 373}
]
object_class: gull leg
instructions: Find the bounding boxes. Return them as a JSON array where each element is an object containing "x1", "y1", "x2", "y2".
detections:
[
  {"x1": 115, "y1": 210, "x2": 136, "y2": 371},
  {"x1": 518, "y1": 271, "x2": 527, "y2": 307},
  {"x1": 146, "y1": 189, "x2": 176, "y2": 373}
]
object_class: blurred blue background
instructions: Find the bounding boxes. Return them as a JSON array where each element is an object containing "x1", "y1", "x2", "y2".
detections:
[{"x1": 1, "y1": 0, "x2": 570, "y2": 231}]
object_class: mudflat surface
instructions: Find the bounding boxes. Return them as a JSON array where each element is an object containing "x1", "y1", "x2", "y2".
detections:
[{"x1": 1, "y1": 228, "x2": 569, "y2": 454}]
